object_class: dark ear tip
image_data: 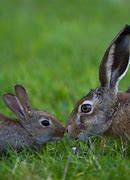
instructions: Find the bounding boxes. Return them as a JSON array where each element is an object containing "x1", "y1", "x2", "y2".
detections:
[
  {"x1": 2, "y1": 93, "x2": 15, "y2": 105},
  {"x1": 123, "y1": 24, "x2": 130, "y2": 33},
  {"x1": 3, "y1": 93, "x2": 12, "y2": 97},
  {"x1": 15, "y1": 84, "x2": 24, "y2": 89},
  {"x1": 15, "y1": 84, "x2": 26, "y2": 92},
  {"x1": 2, "y1": 93, "x2": 15, "y2": 99},
  {"x1": 2, "y1": 93, "x2": 7, "y2": 101}
]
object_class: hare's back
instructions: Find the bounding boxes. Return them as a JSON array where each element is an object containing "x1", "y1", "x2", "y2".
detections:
[
  {"x1": 110, "y1": 93, "x2": 130, "y2": 138},
  {"x1": 117, "y1": 92, "x2": 130, "y2": 102}
]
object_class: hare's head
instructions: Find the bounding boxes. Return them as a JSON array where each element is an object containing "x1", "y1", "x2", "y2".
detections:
[
  {"x1": 67, "y1": 25, "x2": 130, "y2": 140},
  {"x1": 3, "y1": 85, "x2": 65, "y2": 144}
]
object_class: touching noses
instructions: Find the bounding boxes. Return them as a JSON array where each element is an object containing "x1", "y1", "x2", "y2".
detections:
[{"x1": 66, "y1": 124, "x2": 72, "y2": 134}]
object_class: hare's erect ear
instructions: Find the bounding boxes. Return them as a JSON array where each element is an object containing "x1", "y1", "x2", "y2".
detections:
[
  {"x1": 3, "y1": 93, "x2": 26, "y2": 119},
  {"x1": 99, "y1": 25, "x2": 130, "y2": 91},
  {"x1": 15, "y1": 85, "x2": 31, "y2": 113}
]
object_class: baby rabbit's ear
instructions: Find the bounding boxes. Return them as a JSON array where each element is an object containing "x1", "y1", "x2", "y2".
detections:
[
  {"x1": 15, "y1": 85, "x2": 31, "y2": 113},
  {"x1": 99, "y1": 25, "x2": 130, "y2": 92},
  {"x1": 3, "y1": 93, "x2": 26, "y2": 119}
]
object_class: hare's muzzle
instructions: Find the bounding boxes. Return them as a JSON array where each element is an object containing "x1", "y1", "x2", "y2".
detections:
[{"x1": 66, "y1": 124, "x2": 79, "y2": 140}]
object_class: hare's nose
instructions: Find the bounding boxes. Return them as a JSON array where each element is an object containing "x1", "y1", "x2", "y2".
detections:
[{"x1": 66, "y1": 125, "x2": 72, "y2": 134}]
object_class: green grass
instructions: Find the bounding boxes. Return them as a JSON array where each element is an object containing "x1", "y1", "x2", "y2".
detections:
[{"x1": 0, "y1": 0, "x2": 130, "y2": 179}]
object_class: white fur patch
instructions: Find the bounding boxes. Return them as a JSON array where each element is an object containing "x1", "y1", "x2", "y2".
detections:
[
  {"x1": 106, "y1": 44, "x2": 115, "y2": 88},
  {"x1": 67, "y1": 125, "x2": 72, "y2": 133},
  {"x1": 39, "y1": 118, "x2": 52, "y2": 127},
  {"x1": 115, "y1": 54, "x2": 130, "y2": 91},
  {"x1": 76, "y1": 114, "x2": 81, "y2": 125},
  {"x1": 78, "y1": 100, "x2": 94, "y2": 114},
  {"x1": 105, "y1": 43, "x2": 130, "y2": 92}
]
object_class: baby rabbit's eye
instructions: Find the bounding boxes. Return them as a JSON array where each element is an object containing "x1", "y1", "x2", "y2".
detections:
[
  {"x1": 40, "y1": 120, "x2": 50, "y2": 126},
  {"x1": 81, "y1": 104, "x2": 92, "y2": 113}
]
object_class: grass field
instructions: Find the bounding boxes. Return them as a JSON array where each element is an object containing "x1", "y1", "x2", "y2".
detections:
[{"x1": 0, "y1": 0, "x2": 130, "y2": 179}]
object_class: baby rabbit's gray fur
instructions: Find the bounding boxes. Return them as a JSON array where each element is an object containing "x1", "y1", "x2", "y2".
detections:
[{"x1": 0, "y1": 85, "x2": 64, "y2": 151}]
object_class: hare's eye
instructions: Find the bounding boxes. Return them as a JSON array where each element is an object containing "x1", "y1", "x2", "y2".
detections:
[
  {"x1": 81, "y1": 104, "x2": 92, "y2": 113},
  {"x1": 40, "y1": 120, "x2": 50, "y2": 126}
]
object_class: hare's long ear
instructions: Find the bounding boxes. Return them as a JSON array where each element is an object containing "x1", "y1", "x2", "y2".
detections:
[
  {"x1": 3, "y1": 93, "x2": 26, "y2": 119},
  {"x1": 99, "y1": 25, "x2": 130, "y2": 92},
  {"x1": 15, "y1": 85, "x2": 31, "y2": 113}
]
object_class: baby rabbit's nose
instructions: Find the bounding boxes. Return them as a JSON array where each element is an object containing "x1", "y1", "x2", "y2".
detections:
[{"x1": 54, "y1": 126, "x2": 65, "y2": 138}]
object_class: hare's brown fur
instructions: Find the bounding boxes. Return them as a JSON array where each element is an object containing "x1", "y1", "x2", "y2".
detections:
[
  {"x1": 67, "y1": 25, "x2": 130, "y2": 140},
  {"x1": 107, "y1": 92, "x2": 130, "y2": 138}
]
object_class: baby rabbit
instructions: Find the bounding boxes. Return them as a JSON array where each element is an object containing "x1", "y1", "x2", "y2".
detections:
[
  {"x1": 0, "y1": 85, "x2": 65, "y2": 151},
  {"x1": 67, "y1": 25, "x2": 130, "y2": 140}
]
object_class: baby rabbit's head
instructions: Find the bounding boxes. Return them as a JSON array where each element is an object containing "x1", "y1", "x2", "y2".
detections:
[
  {"x1": 67, "y1": 25, "x2": 130, "y2": 140},
  {"x1": 3, "y1": 85, "x2": 65, "y2": 144}
]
